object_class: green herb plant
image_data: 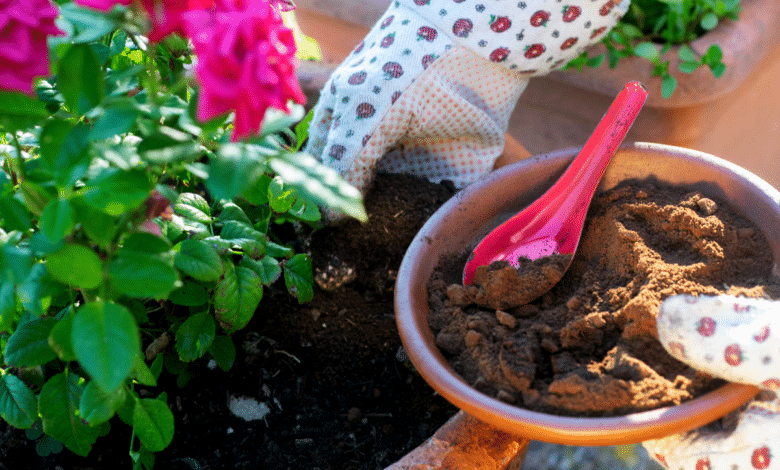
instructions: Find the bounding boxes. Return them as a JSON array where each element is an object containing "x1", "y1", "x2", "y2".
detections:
[
  {"x1": 0, "y1": 3, "x2": 365, "y2": 468},
  {"x1": 566, "y1": 0, "x2": 741, "y2": 98}
]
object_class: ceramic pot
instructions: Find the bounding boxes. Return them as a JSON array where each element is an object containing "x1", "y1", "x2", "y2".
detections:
[{"x1": 394, "y1": 142, "x2": 779, "y2": 445}]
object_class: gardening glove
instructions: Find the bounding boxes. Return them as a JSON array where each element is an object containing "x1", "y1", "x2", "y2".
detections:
[
  {"x1": 304, "y1": 0, "x2": 630, "y2": 202},
  {"x1": 643, "y1": 294, "x2": 780, "y2": 470}
]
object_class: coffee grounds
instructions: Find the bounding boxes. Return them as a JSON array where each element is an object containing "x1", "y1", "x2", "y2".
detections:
[{"x1": 427, "y1": 182, "x2": 780, "y2": 417}]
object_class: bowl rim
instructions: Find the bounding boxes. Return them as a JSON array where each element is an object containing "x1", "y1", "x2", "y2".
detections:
[{"x1": 394, "y1": 142, "x2": 776, "y2": 445}]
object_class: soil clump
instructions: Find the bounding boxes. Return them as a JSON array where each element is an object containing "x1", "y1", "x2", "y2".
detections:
[{"x1": 428, "y1": 182, "x2": 780, "y2": 416}]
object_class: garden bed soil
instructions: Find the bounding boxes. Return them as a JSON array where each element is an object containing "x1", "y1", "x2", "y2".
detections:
[
  {"x1": 0, "y1": 173, "x2": 459, "y2": 470},
  {"x1": 428, "y1": 183, "x2": 780, "y2": 416}
]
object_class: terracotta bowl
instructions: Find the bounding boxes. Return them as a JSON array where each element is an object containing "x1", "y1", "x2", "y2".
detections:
[{"x1": 395, "y1": 142, "x2": 780, "y2": 445}]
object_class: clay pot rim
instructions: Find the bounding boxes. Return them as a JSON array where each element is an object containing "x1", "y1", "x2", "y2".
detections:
[{"x1": 395, "y1": 142, "x2": 777, "y2": 445}]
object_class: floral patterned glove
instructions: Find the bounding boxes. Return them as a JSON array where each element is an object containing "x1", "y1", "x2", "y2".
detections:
[
  {"x1": 643, "y1": 294, "x2": 780, "y2": 470},
  {"x1": 304, "y1": 0, "x2": 629, "y2": 201}
]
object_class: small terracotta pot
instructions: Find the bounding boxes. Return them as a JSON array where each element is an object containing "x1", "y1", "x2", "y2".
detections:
[{"x1": 395, "y1": 142, "x2": 779, "y2": 445}]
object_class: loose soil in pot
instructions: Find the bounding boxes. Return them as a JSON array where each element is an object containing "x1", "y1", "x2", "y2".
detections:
[
  {"x1": 0, "y1": 173, "x2": 459, "y2": 470},
  {"x1": 428, "y1": 182, "x2": 780, "y2": 417}
]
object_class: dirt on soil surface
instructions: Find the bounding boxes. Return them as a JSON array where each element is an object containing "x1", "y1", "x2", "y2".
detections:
[
  {"x1": 428, "y1": 183, "x2": 780, "y2": 416},
  {"x1": 0, "y1": 173, "x2": 459, "y2": 470}
]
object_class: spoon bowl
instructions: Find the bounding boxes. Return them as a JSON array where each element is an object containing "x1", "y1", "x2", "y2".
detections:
[{"x1": 463, "y1": 82, "x2": 649, "y2": 305}]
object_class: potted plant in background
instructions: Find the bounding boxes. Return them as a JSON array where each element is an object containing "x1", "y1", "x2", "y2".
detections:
[
  {"x1": 0, "y1": 0, "x2": 364, "y2": 465},
  {"x1": 293, "y1": 0, "x2": 780, "y2": 190}
]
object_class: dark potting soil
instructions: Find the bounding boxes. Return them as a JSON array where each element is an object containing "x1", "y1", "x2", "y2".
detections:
[
  {"x1": 0, "y1": 173, "x2": 459, "y2": 470},
  {"x1": 428, "y1": 183, "x2": 780, "y2": 417}
]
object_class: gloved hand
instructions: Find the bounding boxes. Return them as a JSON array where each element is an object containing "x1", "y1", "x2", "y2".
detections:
[
  {"x1": 304, "y1": 0, "x2": 630, "y2": 202},
  {"x1": 644, "y1": 294, "x2": 780, "y2": 470}
]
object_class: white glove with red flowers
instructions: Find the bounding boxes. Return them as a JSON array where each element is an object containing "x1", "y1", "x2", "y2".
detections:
[
  {"x1": 644, "y1": 294, "x2": 780, "y2": 470},
  {"x1": 305, "y1": 0, "x2": 629, "y2": 199}
]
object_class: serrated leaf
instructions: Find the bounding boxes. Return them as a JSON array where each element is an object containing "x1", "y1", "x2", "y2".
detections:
[
  {"x1": 176, "y1": 311, "x2": 215, "y2": 362},
  {"x1": 214, "y1": 264, "x2": 263, "y2": 333},
  {"x1": 40, "y1": 199, "x2": 75, "y2": 243},
  {"x1": 266, "y1": 241, "x2": 292, "y2": 259},
  {"x1": 208, "y1": 335, "x2": 235, "y2": 372},
  {"x1": 240, "y1": 256, "x2": 281, "y2": 285},
  {"x1": 217, "y1": 202, "x2": 251, "y2": 226},
  {"x1": 46, "y1": 243, "x2": 103, "y2": 289},
  {"x1": 4, "y1": 317, "x2": 57, "y2": 367},
  {"x1": 0, "y1": 373, "x2": 38, "y2": 429},
  {"x1": 175, "y1": 193, "x2": 212, "y2": 223},
  {"x1": 79, "y1": 380, "x2": 127, "y2": 426},
  {"x1": 48, "y1": 310, "x2": 76, "y2": 362},
  {"x1": 72, "y1": 302, "x2": 140, "y2": 393},
  {"x1": 174, "y1": 239, "x2": 223, "y2": 282},
  {"x1": 219, "y1": 220, "x2": 266, "y2": 257},
  {"x1": 39, "y1": 371, "x2": 99, "y2": 457},
  {"x1": 132, "y1": 397, "x2": 174, "y2": 452},
  {"x1": 284, "y1": 254, "x2": 313, "y2": 303},
  {"x1": 206, "y1": 144, "x2": 263, "y2": 202},
  {"x1": 268, "y1": 152, "x2": 367, "y2": 222},
  {"x1": 167, "y1": 280, "x2": 209, "y2": 306}
]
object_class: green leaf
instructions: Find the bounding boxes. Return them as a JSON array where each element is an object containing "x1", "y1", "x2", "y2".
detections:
[
  {"x1": 40, "y1": 199, "x2": 75, "y2": 243},
  {"x1": 175, "y1": 193, "x2": 211, "y2": 224},
  {"x1": 678, "y1": 44, "x2": 698, "y2": 62},
  {"x1": 217, "y1": 202, "x2": 251, "y2": 226},
  {"x1": 4, "y1": 317, "x2": 57, "y2": 366},
  {"x1": 80, "y1": 168, "x2": 152, "y2": 216},
  {"x1": 268, "y1": 176, "x2": 295, "y2": 213},
  {"x1": 661, "y1": 74, "x2": 678, "y2": 99},
  {"x1": 266, "y1": 241, "x2": 293, "y2": 259},
  {"x1": 130, "y1": 355, "x2": 157, "y2": 387},
  {"x1": 284, "y1": 254, "x2": 314, "y2": 303},
  {"x1": 240, "y1": 256, "x2": 281, "y2": 285},
  {"x1": 167, "y1": 280, "x2": 209, "y2": 306},
  {"x1": 132, "y1": 397, "x2": 174, "y2": 452},
  {"x1": 268, "y1": 152, "x2": 367, "y2": 222},
  {"x1": 138, "y1": 130, "x2": 204, "y2": 164},
  {"x1": 90, "y1": 106, "x2": 139, "y2": 141},
  {"x1": 46, "y1": 243, "x2": 103, "y2": 289},
  {"x1": 207, "y1": 144, "x2": 264, "y2": 202},
  {"x1": 79, "y1": 380, "x2": 127, "y2": 425},
  {"x1": 20, "y1": 181, "x2": 54, "y2": 216},
  {"x1": 208, "y1": 335, "x2": 236, "y2": 372},
  {"x1": 214, "y1": 264, "x2": 263, "y2": 333},
  {"x1": 294, "y1": 109, "x2": 314, "y2": 150},
  {"x1": 700, "y1": 12, "x2": 718, "y2": 30},
  {"x1": 72, "y1": 302, "x2": 140, "y2": 393},
  {"x1": 59, "y1": 43, "x2": 104, "y2": 115},
  {"x1": 17, "y1": 263, "x2": 59, "y2": 316},
  {"x1": 704, "y1": 44, "x2": 723, "y2": 63},
  {"x1": 39, "y1": 371, "x2": 99, "y2": 457},
  {"x1": 678, "y1": 61, "x2": 700, "y2": 74},
  {"x1": 59, "y1": 2, "x2": 118, "y2": 43},
  {"x1": 219, "y1": 220, "x2": 266, "y2": 257},
  {"x1": 0, "y1": 373, "x2": 38, "y2": 429},
  {"x1": 710, "y1": 62, "x2": 726, "y2": 78},
  {"x1": 109, "y1": 249, "x2": 178, "y2": 299},
  {"x1": 71, "y1": 199, "x2": 116, "y2": 249},
  {"x1": 39, "y1": 121, "x2": 91, "y2": 187},
  {"x1": 174, "y1": 239, "x2": 223, "y2": 282},
  {"x1": 260, "y1": 104, "x2": 306, "y2": 138},
  {"x1": 0, "y1": 196, "x2": 32, "y2": 231},
  {"x1": 48, "y1": 310, "x2": 76, "y2": 362},
  {"x1": 175, "y1": 311, "x2": 215, "y2": 362},
  {"x1": 0, "y1": 282, "x2": 16, "y2": 333},
  {"x1": 1, "y1": 244, "x2": 33, "y2": 284},
  {"x1": 632, "y1": 42, "x2": 660, "y2": 63},
  {"x1": 0, "y1": 90, "x2": 50, "y2": 132}
]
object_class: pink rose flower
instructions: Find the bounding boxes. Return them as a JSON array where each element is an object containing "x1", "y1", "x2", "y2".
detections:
[
  {"x1": 73, "y1": 0, "x2": 131, "y2": 12},
  {"x1": 185, "y1": 0, "x2": 305, "y2": 141},
  {"x1": 0, "y1": 0, "x2": 64, "y2": 95},
  {"x1": 139, "y1": 0, "x2": 215, "y2": 42}
]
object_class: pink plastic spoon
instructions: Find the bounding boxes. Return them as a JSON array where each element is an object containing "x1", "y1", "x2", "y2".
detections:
[{"x1": 463, "y1": 81, "x2": 649, "y2": 298}]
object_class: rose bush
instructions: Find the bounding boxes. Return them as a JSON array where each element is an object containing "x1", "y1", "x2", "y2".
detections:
[{"x1": 0, "y1": 0, "x2": 364, "y2": 466}]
